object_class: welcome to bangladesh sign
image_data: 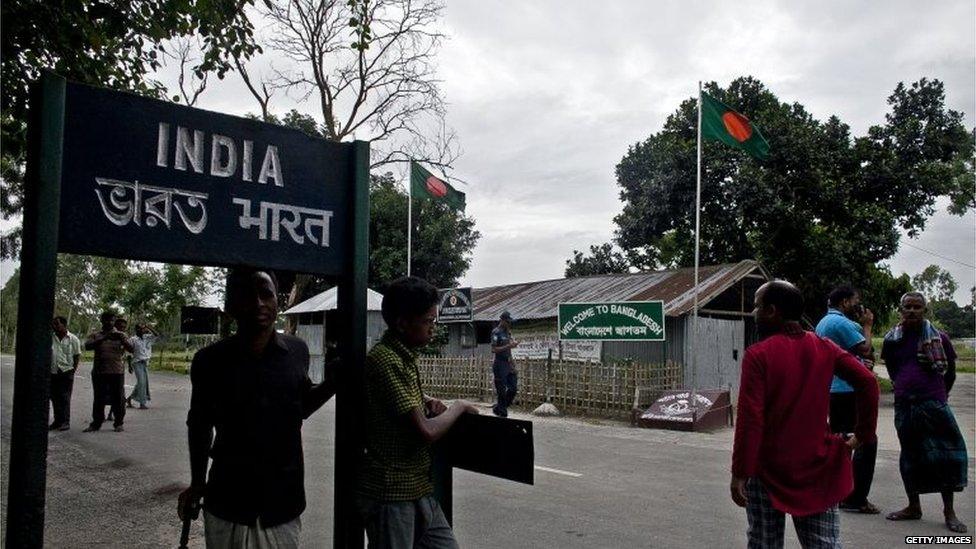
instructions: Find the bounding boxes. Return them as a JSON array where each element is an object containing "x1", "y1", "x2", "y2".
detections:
[{"x1": 558, "y1": 301, "x2": 665, "y2": 341}]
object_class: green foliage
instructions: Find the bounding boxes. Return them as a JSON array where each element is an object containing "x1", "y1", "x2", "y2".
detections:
[
  {"x1": 29, "y1": 254, "x2": 217, "y2": 337},
  {"x1": 912, "y1": 264, "x2": 958, "y2": 302},
  {"x1": 256, "y1": 109, "x2": 323, "y2": 137},
  {"x1": 606, "y1": 76, "x2": 973, "y2": 319},
  {"x1": 0, "y1": 269, "x2": 20, "y2": 351},
  {"x1": 1, "y1": 0, "x2": 260, "y2": 258},
  {"x1": 877, "y1": 376, "x2": 893, "y2": 394},
  {"x1": 929, "y1": 300, "x2": 975, "y2": 339},
  {"x1": 565, "y1": 243, "x2": 629, "y2": 277},
  {"x1": 347, "y1": 0, "x2": 373, "y2": 52}
]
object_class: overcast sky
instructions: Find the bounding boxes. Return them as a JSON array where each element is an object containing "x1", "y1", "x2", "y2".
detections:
[{"x1": 2, "y1": 0, "x2": 974, "y2": 303}]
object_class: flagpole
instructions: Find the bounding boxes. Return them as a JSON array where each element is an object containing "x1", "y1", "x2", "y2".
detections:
[
  {"x1": 407, "y1": 165, "x2": 413, "y2": 277},
  {"x1": 691, "y1": 81, "x2": 702, "y2": 419}
]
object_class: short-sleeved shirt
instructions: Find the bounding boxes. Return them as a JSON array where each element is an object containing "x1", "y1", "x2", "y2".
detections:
[
  {"x1": 187, "y1": 333, "x2": 313, "y2": 527},
  {"x1": 359, "y1": 331, "x2": 431, "y2": 502},
  {"x1": 129, "y1": 334, "x2": 156, "y2": 362},
  {"x1": 491, "y1": 326, "x2": 513, "y2": 369},
  {"x1": 815, "y1": 309, "x2": 866, "y2": 393},
  {"x1": 87, "y1": 330, "x2": 128, "y2": 374},
  {"x1": 881, "y1": 330, "x2": 957, "y2": 403},
  {"x1": 51, "y1": 332, "x2": 81, "y2": 373}
]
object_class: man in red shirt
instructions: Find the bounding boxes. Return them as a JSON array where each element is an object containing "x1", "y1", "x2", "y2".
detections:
[{"x1": 731, "y1": 280, "x2": 879, "y2": 548}]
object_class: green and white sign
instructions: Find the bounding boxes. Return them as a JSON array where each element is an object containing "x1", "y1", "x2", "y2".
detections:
[{"x1": 558, "y1": 301, "x2": 665, "y2": 341}]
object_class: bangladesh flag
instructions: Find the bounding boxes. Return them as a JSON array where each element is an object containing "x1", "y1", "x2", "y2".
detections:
[
  {"x1": 410, "y1": 162, "x2": 466, "y2": 211},
  {"x1": 700, "y1": 92, "x2": 770, "y2": 160}
]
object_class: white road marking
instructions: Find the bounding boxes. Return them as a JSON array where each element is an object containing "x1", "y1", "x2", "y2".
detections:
[{"x1": 534, "y1": 465, "x2": 582, "y2": 478}]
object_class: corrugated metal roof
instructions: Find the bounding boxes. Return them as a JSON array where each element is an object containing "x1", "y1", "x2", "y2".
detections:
[
  {"x1": 282, "y1": 286, "x2": 384, "y2": 315},
  {"x1": 470, "y1": 260, "x2": 768, "y2": 321}
]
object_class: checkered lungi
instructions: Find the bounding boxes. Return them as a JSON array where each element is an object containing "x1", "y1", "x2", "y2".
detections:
[
  {"x1": 746, "y1": 478, "x2": 840, "y2": 549},
  {"x1": 894, "y1": 397, "x2": 968, "y2": 495}
]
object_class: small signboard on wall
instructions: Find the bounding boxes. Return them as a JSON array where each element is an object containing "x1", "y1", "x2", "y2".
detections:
[{"x1": 437, "y1": 287, "x2": 473, "y2": 323}]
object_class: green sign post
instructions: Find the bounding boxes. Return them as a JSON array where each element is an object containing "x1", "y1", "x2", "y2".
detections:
[{"x1": 558, "y1": 301, "x2": 665, "y2": 341}]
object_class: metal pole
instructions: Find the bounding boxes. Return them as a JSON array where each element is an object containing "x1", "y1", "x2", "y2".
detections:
[
  {"x1": 690, "y1": 81, "x2": 703, "y2": 419},
  {"x1": 407, "y1": 163, "x2": 412, "y2": 277},
  {"x1": 5, "y1": 72, "x2": 65, "y2": 549},
  {"x1": 334, "y1": 140, "x2": 371, "y2": 549}
]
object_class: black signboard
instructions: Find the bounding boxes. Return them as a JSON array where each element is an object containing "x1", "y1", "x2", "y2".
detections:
[
  {"x1": 180, "y1": 306, "x2": 220, "y2": 335},
  {"x1": 437, "y1": 414, "x2": 534, "y2": 484},
  {"x1": 57, "y1": 81, "x2": 354, "y2": 275},
  {"x1": 7, "y1": 73, "x2": 372, "y2": 548},
  {"x1": 436, "y1": 287, "x2": 473, "y2": 323}
]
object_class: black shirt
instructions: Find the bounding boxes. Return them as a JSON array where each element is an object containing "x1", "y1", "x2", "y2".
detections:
[{"x1": 187, "y1": 333, "x2": 317, "y2": 527}]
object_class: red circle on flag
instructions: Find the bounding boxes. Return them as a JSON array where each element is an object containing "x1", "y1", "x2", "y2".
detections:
[
  {"x1": 722, "y1": 112, "x2": 753, "y2": 142},
  {"x1": 426, "y1": 176, "x2": 448, "y2": 197}
]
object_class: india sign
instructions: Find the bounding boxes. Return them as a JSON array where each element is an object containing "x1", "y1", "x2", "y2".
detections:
[
  {"x1": 558, "y1": 301, "x2": 665, "y2": 341},
  {"x1": 57, "y1": 80, "x2": 356, "y2": 275}
]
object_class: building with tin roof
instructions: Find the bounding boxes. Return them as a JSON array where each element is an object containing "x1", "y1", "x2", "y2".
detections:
[{"x1": 440, "y1": 260, "x2": 769, "y2": 391}]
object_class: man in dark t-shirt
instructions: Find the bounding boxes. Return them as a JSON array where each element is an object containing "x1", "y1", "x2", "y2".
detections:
[{"x1": 178, "y1": 268, "x2": 336, "y2": 547}]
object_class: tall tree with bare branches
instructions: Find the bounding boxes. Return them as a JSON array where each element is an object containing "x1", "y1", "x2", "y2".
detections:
[{"x1": 240, "y1": 0, "x2": 459, "y2": 170}]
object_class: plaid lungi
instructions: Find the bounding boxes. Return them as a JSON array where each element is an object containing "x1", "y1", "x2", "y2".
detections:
[
  {"x1": 745, "y1": 478, "x2": 840, "y2": 549},
  {"x1": 894, "y1": 398, "x2": 968, "y2": 495}
]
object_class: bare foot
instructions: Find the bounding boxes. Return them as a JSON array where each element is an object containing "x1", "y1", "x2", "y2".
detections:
[
  {"x1": 886, "y1": 507, "x2": 922, "y2": 521},
  {"x1": 945, "y1": 513, "x2": 968, "y2": 533}
]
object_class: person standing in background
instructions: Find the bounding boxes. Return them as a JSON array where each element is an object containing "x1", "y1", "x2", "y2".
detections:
[
  {"x1": 815, "y1": 285, "x2": 880, "y2": 514},
  {"x1": 883, "y1": 291, "x2": 968, "y2": 533},
  {"x1": 84, "y1": 311, "x2": 133, "y2": 432},
  {"x1": 490, "y1": 311, "x2": 519, "y2": 417},
  {"x1": 127, "y1": 323, "x2": 159, "y2": 410},
  {"x1": 50, "y1": 316, "x2": 81, "y2": 431}
]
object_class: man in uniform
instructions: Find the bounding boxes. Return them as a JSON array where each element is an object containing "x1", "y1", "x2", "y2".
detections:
[{"x1": 490, "y1": 311, "x2": 519, "y2": 417}]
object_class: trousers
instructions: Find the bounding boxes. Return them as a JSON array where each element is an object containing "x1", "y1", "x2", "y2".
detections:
[
  {"x1": 91, "y1": 372, "x2": 125, "y2": 428},
  {"x1": 50, "y1": 368, "x2": 76, "y2": 427}
]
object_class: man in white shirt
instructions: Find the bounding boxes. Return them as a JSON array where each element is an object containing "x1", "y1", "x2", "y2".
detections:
[
  {"x1": 51, "y1": 316, "x2": 81, "y2": 431},
  {"x1": 127, "y1": 323, "x2": 158, "y2": 409}
]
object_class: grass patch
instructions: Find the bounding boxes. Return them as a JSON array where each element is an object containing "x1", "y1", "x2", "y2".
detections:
[
  {"x1": 877, "y1": 376, "x2": 893, "y2": 393},
  {"x1": 81, "y1": 350, "x2": 193, "y2": 375}
]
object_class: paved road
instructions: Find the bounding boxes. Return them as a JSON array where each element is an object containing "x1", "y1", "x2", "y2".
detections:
[{"x1": 1, "y1": 354, "x2": 974, "y2": 548}]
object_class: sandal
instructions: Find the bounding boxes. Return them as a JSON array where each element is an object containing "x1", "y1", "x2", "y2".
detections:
[
  {"x1": 840, "y1": 501, "x2": 881, "y2": 514},
  {"x1": 886, "y1": 508, "x2": 922, "y2": 521}
]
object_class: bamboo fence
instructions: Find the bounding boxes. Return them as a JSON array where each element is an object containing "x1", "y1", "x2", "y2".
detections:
[{"x1": 417, "y1": 356, "x2": 683, "y2": 417}]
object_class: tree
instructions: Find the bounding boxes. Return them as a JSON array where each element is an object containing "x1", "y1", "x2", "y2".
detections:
[
  {"x1": 0, "y1": 269, "x2": 20, "y2": 352},
  {"x1": 1, "y1": 0, "x2": 261, "y2": 258},
  {"x1": 238, "y1": 0, "x2": 459, "y2": 170},
  {"x1": 912, "y1": 265, "x2": 958, "y2": 303},
  {"x1": 49, "y1": 254, "x2": 215, "y2": 335},
  {"x1": 565, "y1": 243, "x2": 629, "y2": 277},
  {"x1": 254, "y1": 109, "x2": 476, "y2": 306},
  {"x1": 599, "y1": 76, "x2": 973, "y2": 318},
  {"x1": 929, "y1": 299, "x2": 975, "y2": 339}
]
